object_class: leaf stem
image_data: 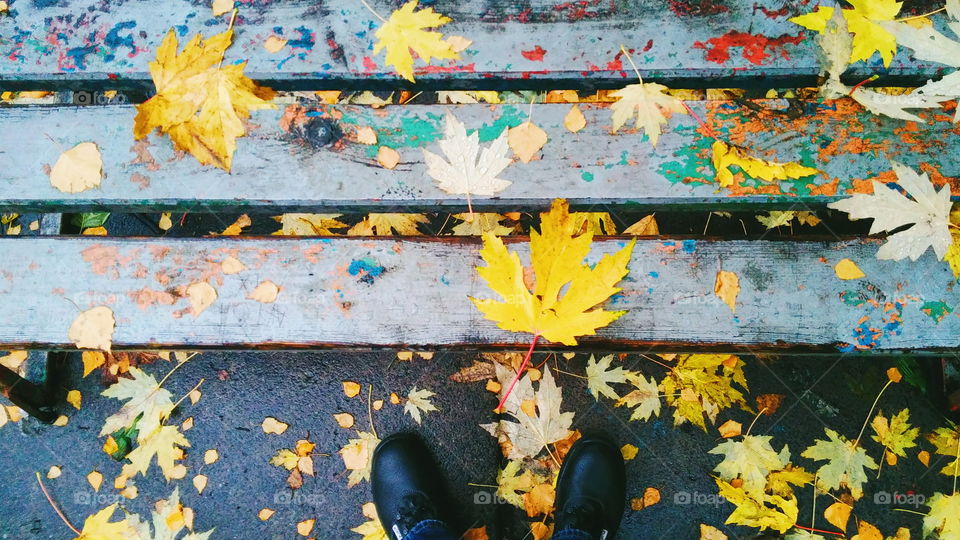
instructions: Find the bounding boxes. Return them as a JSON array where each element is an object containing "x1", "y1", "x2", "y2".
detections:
[
  {"x1": 494, "y1": 334, "x2": 540, "y2": 412},
  {"x1": 619, "y1": 44, "x2": 643, "y2": 84},
  {"x1": 368, "y1": 384, "x2": 378, "y2": 439},
  {"x1": 358, "y1": 0, "x2": 387, "y2": 23},
  {"x1": 35, "y1": 472, "x2": 79, "y2": 535},
  {"x1": 953, "y1": 430, "x2": 959, "y2": 494},
  {"x1": 167, "y1": 378, "x2": 205, "y2": 419},
  {"x1": 744, "y1": 407, "x2": 768, "y2": 437},
  {"x1": 894, "y1": 7, "x2": 946, "y2": 22},
  {"x1": 854, "y1": 379, "x2": 894, "y2": 449},
  {"x1": 217, "y1": 8, "x2": 239, "y2": 70}
]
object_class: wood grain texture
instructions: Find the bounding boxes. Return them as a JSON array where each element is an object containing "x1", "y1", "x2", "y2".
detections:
[
  {"x1": 0, "y1": 0, "x2": 952, "y2": 90},
  {"x1": 0, "y1": 236, "x2": 957, "y2": 351},
  {"x1": 3, "y1": 100, "x2": 959, "y2": 212}
]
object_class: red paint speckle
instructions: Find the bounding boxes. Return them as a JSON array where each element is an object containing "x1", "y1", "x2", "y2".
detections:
[
  {"x1": 642, "y1": 39, "x2": 654, "y2": 52},
  {"x1": 757, "y1": 5, "x2": 790, "y2": 19},
  {"x1": 521, "y1": 45, "x2": 547, "y2": 62},
  {"x1": 362, "y1": 56, "x2": 377, "y2": 72},
  {"x1": 694, "y1": 31, "x2": 805, "y2": 65}
]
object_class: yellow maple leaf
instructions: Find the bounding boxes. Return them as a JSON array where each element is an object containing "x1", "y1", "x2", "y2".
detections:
[
  {"x1": 347, "y1": 213, "x2": 429, "y2": 235},
  {"x1": 272, "y1": 213, "x2": 348, "y2": 236},
  {"x1": 712, "y1": 141, "x2": 819, "y2": 188},
  {"x1": 947, "y1": 210, "x2": 960, "y2": 278},
  {"x1": 789, "y1": 0, "x2": 903, "y2": 67},
  {"x1": 870, "y1": 409, "x2": 919, "y2": 461},
  {"x1": 470, "y1": 199, "x2": 635, "y2": 346},
  {"x1": 351, "y1": 502, "x2": 389, "y2": 540},
  {"x1": 74, "y1": 503, "x2": 133, "y2": 540},
  {"x1": 134, "y1": 29, "x2": 276, "y2": 171},
  {"x1": 924, "y1": 492, "x2": 960, "y2": 539},
  {"x1": 661, "y1": 354, "x2": 750, "y2": 431},
  {"x1": 926, "y1": 426, "x2": 960, "y2": 476},
  {"x1": 124, "y1": 424, "x2": 190, "y2": 479},
  {"x1": 373, "y1": 0, "x2": 459, "y2": 82},
  {"x1": 715, "y1": 477, "x2": 798, "y2": 533}
]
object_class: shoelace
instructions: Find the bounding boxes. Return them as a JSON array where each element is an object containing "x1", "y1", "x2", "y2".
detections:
[{"x1": 556, "y1": 499, "x2": 607, "y2": 539}]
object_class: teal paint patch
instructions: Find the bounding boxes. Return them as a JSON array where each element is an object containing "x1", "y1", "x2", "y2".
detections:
[
  {"x1": 839, "y1": 290, "x2": 865, "y2": 307},
  {"x1": 581, "y1": 171, "x2": 595, "y2": 182},
  {"x1": 476, "y1": 105, "x2": 527, "y2": 141},
  {"x1": 656, "y1": 123, "x2": 713, "y2": 185},
  {"x1": 920, "y1": 301, "x2": 952, "y2": 323}
]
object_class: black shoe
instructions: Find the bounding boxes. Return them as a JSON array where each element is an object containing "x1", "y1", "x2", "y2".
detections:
[
  {"x1": 554, "y1": 435, "x2": 626, "y2": 539},
  {"x1": 372, "y1": 433, "x2": 450, "y2": 540}
]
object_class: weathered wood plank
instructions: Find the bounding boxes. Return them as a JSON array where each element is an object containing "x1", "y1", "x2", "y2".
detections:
[
  {"x1": 0, "y1": 0, "x2": 952, "y2": 90},
  {"x1": 2, "y1": 100, "x2": 959, "y2": 212},
  {"x1": 0, "y1": 236, "x2": 957, "y2": 351}
]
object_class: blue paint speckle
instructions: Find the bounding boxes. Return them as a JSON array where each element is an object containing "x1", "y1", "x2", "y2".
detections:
[
  {"x1": 103, "y1": 21, "x2": 138, "y2": 62},
  {"x1": 648, "y1": 271, "x2": 659, "y2": 278},
  {"x1": 682, "y1": 240, "x2": 696, "y2": 254},
  {"x1": 348, "y1": 257, "x2": 385, "y2": 285}
]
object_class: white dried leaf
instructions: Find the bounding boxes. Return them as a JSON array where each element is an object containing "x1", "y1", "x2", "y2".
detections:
[{"x1": 423, "y1": 113, "x2": 512, "y2": 196}]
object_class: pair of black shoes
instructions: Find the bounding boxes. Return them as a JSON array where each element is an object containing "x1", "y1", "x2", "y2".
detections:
[{"x1": 372, "y1": 433, "x2": 626, "y2": 539}]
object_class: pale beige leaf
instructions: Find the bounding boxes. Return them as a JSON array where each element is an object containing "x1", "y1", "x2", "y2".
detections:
[
  {"x1": 69, "y1": 306, "x2": 115, "y2": 351},
  {"x1": 50, "y1": 142, "x2": 103, "y2": 194},
  {"x1": 564, "y1": 104, "x2": 587, "y2": 133},
  {"x1": 263, "y1": 35, "x2": 287, "y2": 53},
  {"x1": 508, "y1": 121, "x2": 548, "y2": 163},
  {"x1": 221, "y1": 256, "x2": 246, "y2": 274},
  {"x1": 211, "y1": 0, "x2": 233, "y2": 16},
  {"x1": 377, "y1": 146, "x2": 401, "y2": 169},
  {"x1": 186, "y1": 281, "x2": 217, "y2": 317},
  {"x1": 248, "y1": 280, "x2": 280, "y2": 303}
]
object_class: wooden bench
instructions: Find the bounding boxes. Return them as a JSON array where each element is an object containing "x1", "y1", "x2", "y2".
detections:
[{"x1": 2, "y1": 0, "x2": 960, "y2": 422}]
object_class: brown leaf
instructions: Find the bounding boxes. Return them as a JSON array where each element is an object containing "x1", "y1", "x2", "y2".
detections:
[
  {"x1": 449, "y1": 360, "x2": 497, "y2": 383},
  {"x1": 718, "y1": 419, "x2": 742, "y2": 438},
  {"x1": 287, "y1": 468, "x2": 303, "y2": 490},
  {"x1": 755, "y1": 394, "x2": 785, "y2": 416}
]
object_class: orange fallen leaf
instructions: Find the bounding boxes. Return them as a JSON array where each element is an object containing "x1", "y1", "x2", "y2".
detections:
[
  {"x1": 886, "y1": 367, "x2": 902, "y2": 383},
  {"x1": 835, "y1": 259, "x2": 865, "y2": 280},
  {"x1": 621, "y1": 444, "x2": 639, "y2": 460},
  {"x1": 297, "y1": 518, "x2": 315, "y2": 536},
  {"x1": 258, "y1": 508, "x2": 275, "y2": 521},
  {"x1": 918, "y1": 450, "x2": 930, "y2": 466},
  {"x1": 824, "y1": 501, "x2": 852, "y2": 531},
  {"x1": 718, "y1": 419, "x2": 742, "y2": 438},
  {"x1": 463, "y1": 526, "x2": 489, "y2": 540},
  {"x1": 523, "y1": 483, "x2": 555, "y2": 517},
  {"x1": 377, "y1": 146, "x2": 401, "y2": 169}
]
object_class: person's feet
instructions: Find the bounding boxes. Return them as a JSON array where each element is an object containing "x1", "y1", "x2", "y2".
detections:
[
  {"x1": 553, "y1": 435, "x2": 627, "y2": 539},
  {"x1": 371, "y1": 432, "x2": 451, "y2": 540}
]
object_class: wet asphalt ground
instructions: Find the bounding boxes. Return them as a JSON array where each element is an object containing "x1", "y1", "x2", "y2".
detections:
[{"x1": 1, "y1": 350, "x2": 957, "y2": 539}]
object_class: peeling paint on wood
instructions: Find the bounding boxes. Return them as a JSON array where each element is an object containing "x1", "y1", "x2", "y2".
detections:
[
  {"x1": 2, "y1": 100, "x2": 958, "y2": 212},
  {"x1": 0, "y1": 0, "x2": 951, "y2": 89},
  {"x1": 0, "y1": 237, "x2": 956, "y2": 351}
]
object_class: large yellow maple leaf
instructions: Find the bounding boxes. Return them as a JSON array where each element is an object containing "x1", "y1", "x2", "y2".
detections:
[
  {"x1": 74, "y1": 504, "x2": 133, "y2": 540},
  {"x1": 373, "y1": 0, "x2": 459, "y2": 82},
  {"x1": 134, "y1": 29, "x2": 276, "y2": 171},
  {"x1": 790, "y1": 0, "x2": 903, "y2": 66},
  {"x1": 470, "y1": 199, "x2": 636, "y2": 346}
]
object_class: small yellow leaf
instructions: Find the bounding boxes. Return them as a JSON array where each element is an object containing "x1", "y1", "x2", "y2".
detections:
[
  {"x1": 47, "y1": 466, "x2": 62, "y2": 479},
  {"x1": 886, "y1": 367, "x2": 902, "y2": 383},
  {"x1": 221, "y1": 256, "x2": 246, "y2": 274},
  {"x1": 28, "y1": 220, "x2": 40, "y2": 231},
  {"x1": 53, "y1": 415, "x2": 69, "y2": 426},
  {"x1": 67, "y1": 390, "x2": 82, "y2": 410},
  {"x1": 159, "y1": 212, "x2": 173, "y2": 231},
  {"x1": 82, "y1": 351, "x2": 106, "y2": 377},
  {"x1": 68, "y1": 306, "x2": 115, "y2": 352},
  {"x1": 344, "y1": 381, "x2": 362, "y2": 398},
  {"x1": 918, "y1": 450, "x2": 931, "y2": 466},
  {"x1": 258, "y1": 508, "x2": 275, "y2": 521},
  {"x1": 356, "y1": 126, "x2": 378, "y2": 145},
  {"x1": 0, "y1": 350, "x2": 27, "y2": 371},
  {"x1": 699, "y1": 524, "x2": 728, "y2": 540},
  {"x1": 564, "y1": 105, "x2": 587, "y2": 133},
  {"x1": 334, "y1": 412, "x2": 355, "y2": 428},
  {"x1": 373, "y1": 399, "x2": 384, "y2": 410},
  {"x1": 397, "y1": 351, "x2": 414, "y2": 361},
  {"x1": 297, "y1": 518, "x2": 316, "y2": 536},
  {"x1": 712, "y1": 140, "x2": 817, "y2": 188},
  {"x1": 262, "y1": 417, "x2": 289, "y2": 435},
  {"x1": 530, "y1": 522, "x2": 553, "y2": 540},
  {"x1": 87, "y1": 470, "x2": 103, "y2": 492},
  {"x1": 219, "y1": 214, "x2": 251, "y2": 236},
  {"x1": 623, "y1": 214, "x2": 659, "y2": 236},
  {"x1": 263, "y1": 35, "x2": 287, "y2": 53},
  {"x1": 508, "y1": 121, "x2": 548, "y2": 163},
  {"x1": 248, "y1": 280, "x2": 280, "y2": 303},
  {"x1": 103, "y1": 437, "x2": 119, "y2": 455},
  {"x1": 377, "y1": 146, "x2": 401, "y2": 169},
  {"x1": 189, "y1": 388, "x2": 202, "y2": 404},
  {"x1": 182, "y1": 417, "x2": 195, "y2": 431},
  {"x1": 390, "y1": 392, "x2": 401, "y2": 404},
  {"x1": 50, "y1": 142, "x2": 103, "y2": 194},
  {"x1": 824, "y1": 501, "x2": 852, "y2": 531},
  {"x1": 373, "y1": 1, "x2": 458, "y2": 82},
  {"x1": 204, "y1": 449, "x2": 219, "y2": 464},
  {"x1": 714, "y1": 271, "x2": 740, "y2": 313},
  {"x1": 211, "y1": 0, "x2": 233, "y2": 16},
  {"x1": 834, "y1": 259, "x2": 865, "y2": 280},
  {"x1": 485, "y1": 380, "x2": 502, "y2": 393},
  {"x1": 621, "y1": 444, "x2": 639, "y2": 460},
  {"x1": 855, "y1": 519, "x2": 883, "y2": 540},
  {"x1": 82, "y1": 226, "x2": 107, "y2": 236},
  {"x1": 186, "y1": 281, "x2": 217, "y2": 317},
  {"x1": 193, "y1": 474, "x2": 208, "y2": 494}
]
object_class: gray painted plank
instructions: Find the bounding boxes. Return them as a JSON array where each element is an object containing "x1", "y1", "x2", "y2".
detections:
[
  {"x1": 0, "y1": 236, "x2": 957, "y2": 351},
  {"x1": 0, "y1": 0, "x2": 953, "y2": 89},
  {"x1": 2, "y1": 100, "x2": 958, "y2": 212}
]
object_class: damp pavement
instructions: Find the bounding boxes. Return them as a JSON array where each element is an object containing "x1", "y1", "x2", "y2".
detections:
[{"x1": 1, "y1": 351, "x2": 956, "y2": 539}]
